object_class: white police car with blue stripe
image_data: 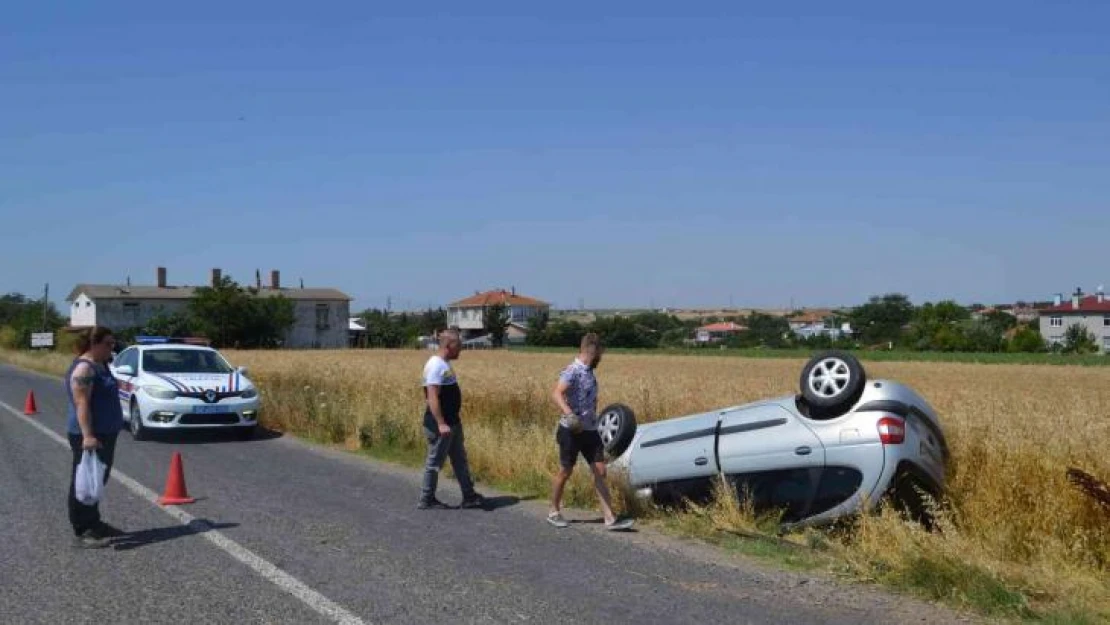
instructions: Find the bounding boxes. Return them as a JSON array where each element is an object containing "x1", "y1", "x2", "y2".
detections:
[{"x1": 109, "y1": 337, "x2": 261, "y2": 440}]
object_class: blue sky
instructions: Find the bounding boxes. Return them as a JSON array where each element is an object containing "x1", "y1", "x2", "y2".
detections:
[{"x1": 2, "y1": 1, "x2": 1108, "y2": 313}]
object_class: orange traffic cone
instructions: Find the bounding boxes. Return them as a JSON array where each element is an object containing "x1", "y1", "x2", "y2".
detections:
[
  {"x1": 158, "y1": 452, "x2": 196, "y2": 505},
  {"x1": 23, "y1": 390, "x2": 37, "y2": 415}
]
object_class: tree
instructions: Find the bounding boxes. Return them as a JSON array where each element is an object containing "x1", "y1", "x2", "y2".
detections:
[
  {"x1": 0, "y1": 292, "x2": 66, "y2": 349},
  {"x1": 1007, "y1": 325, "x2": 1045, "y2": 353},
  {"x1": 742, "y1": 312, "x2": 792, "y2": 348},
  {"x1": 188, "y1": 275, "x2": 295, "y2": 348},
  {"x1": 1063, "y1": 323, "x2": 1097, "y2": 354},
  {"x1": 483, "y1": 303, "x2": 510, "y2": 347},
  {"x1": 144, "y1": 310, "x2": 195, "y2": 337},
  {"x1": 849, "y1": 293, "x2": 916, "y2": 346}
]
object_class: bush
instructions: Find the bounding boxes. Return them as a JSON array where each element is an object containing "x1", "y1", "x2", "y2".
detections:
[{"x1": 0, "y1": 326, "x2": 18, "y2": 350}]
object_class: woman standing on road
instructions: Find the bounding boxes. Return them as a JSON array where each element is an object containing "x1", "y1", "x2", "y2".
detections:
[{"x1": 64, "y1": 325, "x2": 125, "y2": 548}]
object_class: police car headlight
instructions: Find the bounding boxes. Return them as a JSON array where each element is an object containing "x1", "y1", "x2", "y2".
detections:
[
  {"x1": 145, "y1": 387, "x2": 178, "y2": 400},
  {"x1": 240, "y1": 388, "x2": 258, "y2": 399}
]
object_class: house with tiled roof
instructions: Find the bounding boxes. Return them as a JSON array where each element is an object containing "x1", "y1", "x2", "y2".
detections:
[
  {"x1": 446, "y1": 288, "x2": 551, "y2": 342},
  {"x1": 1037, "y1": 287, "x2": 1110, "y2": 352},
  {"x1": 694, "y1": 321, "x2": 746, "y2": 343},
  {"x1": 787, "y1": 309, "x2": 853, "y2": 340},
  {"x1": 66, "y1": 266, "x2": 352, "y2": 349}
]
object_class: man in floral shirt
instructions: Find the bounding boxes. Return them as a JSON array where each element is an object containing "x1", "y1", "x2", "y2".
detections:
[{"x1": 547, "y1": 333, "x2": 633, "y2": 530}]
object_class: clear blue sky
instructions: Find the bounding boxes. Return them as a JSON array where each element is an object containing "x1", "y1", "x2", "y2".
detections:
[{"x1": 3, "y1": 1, "x2": 1108, "y2": 313}]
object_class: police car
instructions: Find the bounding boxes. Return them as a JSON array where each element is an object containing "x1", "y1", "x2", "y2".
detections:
[{"x1": 109, "y1": 337, "x2": 261, "y2": 440}]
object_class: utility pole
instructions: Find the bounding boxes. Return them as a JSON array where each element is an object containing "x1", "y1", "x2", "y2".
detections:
[{"x1": 42, "y1": 283, "x2": 49, "y2": 332}]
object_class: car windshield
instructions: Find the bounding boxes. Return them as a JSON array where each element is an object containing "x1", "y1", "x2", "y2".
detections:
[{"x1": 143, "y1": 349, "x2": 234, "y2": 374}]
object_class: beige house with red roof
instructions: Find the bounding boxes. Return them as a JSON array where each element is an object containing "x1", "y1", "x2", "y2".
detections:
[
  {"x1": 1038, "y1": 287, "x2": 1110, "y2": 352},
  {"x1": 695, "y1": 321, "x2": 746, "y2": 343},
  {"x1": 447, "y1": 288, "x2": 550, "y2": 342}
]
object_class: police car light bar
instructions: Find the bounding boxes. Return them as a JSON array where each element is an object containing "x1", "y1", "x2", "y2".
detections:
[{"x1": 134, "y1": 336, "x2": 211, "y2": 346}]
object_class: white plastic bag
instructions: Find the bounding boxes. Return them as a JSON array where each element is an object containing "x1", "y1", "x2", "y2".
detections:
[{"x1": 75, "y1": 450, "x2": 105, "y2": 505}]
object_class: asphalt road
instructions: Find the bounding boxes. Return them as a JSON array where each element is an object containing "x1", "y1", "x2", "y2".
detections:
[{"x1": 0, "y1": 363, "x2": 978, "y2": 625}]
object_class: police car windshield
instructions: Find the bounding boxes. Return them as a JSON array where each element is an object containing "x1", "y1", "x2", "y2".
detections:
[{"x1": 143, "y1": 349, "x2": 234, "y2": 374}]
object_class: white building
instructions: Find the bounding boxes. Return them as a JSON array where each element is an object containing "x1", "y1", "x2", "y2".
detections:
[
  {"x1": 1037, "y1": 287, "x2": 1110, "y2": 353},
  {"x1": 66, "y1": 267, "x2": 352, "y2": 349},
  {"x1": 446, "y1": 288, "x2": 550, "y2": 343}
]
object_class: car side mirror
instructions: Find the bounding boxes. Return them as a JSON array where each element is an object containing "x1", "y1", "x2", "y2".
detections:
[
  {"x1": 236, "y1": 365, "x2": 249, "y2": 376},
  {"x1": 115, "y1": 365, "x2": 135, "y2": 377}
]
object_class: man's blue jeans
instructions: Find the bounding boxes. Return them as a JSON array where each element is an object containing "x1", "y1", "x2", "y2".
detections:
[{"x1": 420, "y1": 424, "x2": 476, "y2": 503}]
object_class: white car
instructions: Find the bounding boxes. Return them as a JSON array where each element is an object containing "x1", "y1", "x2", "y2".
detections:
[{"x1": 109, "y1": 338, "x2": 261, "y2": 440}]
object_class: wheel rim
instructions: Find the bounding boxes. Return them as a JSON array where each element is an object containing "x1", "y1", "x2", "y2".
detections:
[
  {"x1": 598, "y1": 410, "x2": 621, "y2": 446},
  {"x1": 131, "y1": 403, "x2": 141, "y2": 435},
  {"x1": 807, "y1": 357, "x2": 852, "y2": 398}
]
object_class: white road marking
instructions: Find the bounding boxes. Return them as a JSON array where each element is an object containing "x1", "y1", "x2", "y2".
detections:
[{"x1": 0, "y1": 397, "x2": 367, "y2": 625}]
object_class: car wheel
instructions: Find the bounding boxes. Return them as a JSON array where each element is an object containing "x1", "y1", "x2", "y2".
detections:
[
  {"x1": 597, "y1": 403, "x2": 636, "y2": 458},
  {"x1": 129, "y1": 400, "x2": 147, "y2": 441},
  {"x1": 798, "y1": 350, "x2": 866, "y2": 418}
]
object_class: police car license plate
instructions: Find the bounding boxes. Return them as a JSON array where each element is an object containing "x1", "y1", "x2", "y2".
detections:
[{"x1": 192, "y1": 405, "x2": 225, "y2": 414}]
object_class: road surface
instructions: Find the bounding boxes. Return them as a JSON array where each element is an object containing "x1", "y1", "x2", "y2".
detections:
[{"x1": 0, "y1": 363, "x2": 978, "y2": 624}]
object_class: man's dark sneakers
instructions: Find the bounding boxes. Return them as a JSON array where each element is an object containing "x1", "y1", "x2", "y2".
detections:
[
  {"x1": 418, "y1": 497, "x2": 453, "y2": 510},
  {"x1": 460, "y1": 493, "x2": 487, "y2": 509},
  {"x1": 72, "y1": 529, "x2": 110, "y2": 549}
]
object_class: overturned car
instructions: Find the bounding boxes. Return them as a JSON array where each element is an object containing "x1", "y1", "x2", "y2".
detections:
[{"x1": 597, "y1": 351, "x2": 948, "y2": 529}]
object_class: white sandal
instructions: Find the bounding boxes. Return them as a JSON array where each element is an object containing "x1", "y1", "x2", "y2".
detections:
[{"x1": 547, "y1": 512, "x2": 569, "y2": 528}]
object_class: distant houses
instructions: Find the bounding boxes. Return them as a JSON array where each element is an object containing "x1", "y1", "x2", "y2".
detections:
[
  {"x1": 694, "y1": 322, "x2": 746, "y2": 344},
  {"x1": 66, "y1": 266, "x2": 352, "y2": 349},
  {"x1": 446, "y1": 287, "x2": 551, "y2": 345},
  {"x1": 786, "y1": 310, "x2": 853, "y2": 341}
]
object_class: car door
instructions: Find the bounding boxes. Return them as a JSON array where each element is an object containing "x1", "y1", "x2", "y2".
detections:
[
  {"x1": 629, "y1": 410, "x2": 722, "y2": 505},
  {"x1": 714, "y1": 402, "x2": 826, "y2": 522}
]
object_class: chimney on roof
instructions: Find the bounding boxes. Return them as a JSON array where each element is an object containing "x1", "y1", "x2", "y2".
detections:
[
  {"x1": 157, "y1": 267, "x2": 167, "y2": 288},
  {"x1": 1072, "y1": 287, "x2": 1082, "y2": 309},
  {"x1": 211, "y1": 268, "x2": 221, "y2": 287},
  {"x1": 1098, "y1": 285, "x2": 1105, "y2": 304},
  {"x1": 511, "y1": 286, "x2": 515, "y2": 296},
  {"x1": 270, "y1": 270, "x2": 280, "y2": 290},
  {"x1": 1054, "y1": 293, "x2": 1062, "y2": 307}
]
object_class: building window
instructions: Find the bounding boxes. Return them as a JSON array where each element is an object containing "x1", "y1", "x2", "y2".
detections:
[
  {"x1": 315, "y1": 304, "x2": 330, "y2": 330},
  {"x1": 1050, "y1": 316, "x2": 1062, "y2": 327},
  {"x1": 1104, "y1": 315, "x2": 1110, "y2": 327}
]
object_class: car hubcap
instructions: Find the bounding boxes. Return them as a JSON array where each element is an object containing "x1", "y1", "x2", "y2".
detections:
[
  {"x1": 131, "y1": 405, "x2": 141, "y2": 434},
  {"x1": 807, "y1": 358, "x2": 851, "y2": 397},
  {"x1": 598, "y1": 411, "x2": 620, "y2": 446}
]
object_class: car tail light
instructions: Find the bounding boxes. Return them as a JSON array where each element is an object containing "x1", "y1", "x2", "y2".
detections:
[{"x1": 877, "y1": 416, "x2": 905, "y2": 444}]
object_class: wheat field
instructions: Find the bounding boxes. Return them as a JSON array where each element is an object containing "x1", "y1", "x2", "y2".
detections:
[{"x1": 4, "y1": 347, "x2": 1108, "y2": 619}]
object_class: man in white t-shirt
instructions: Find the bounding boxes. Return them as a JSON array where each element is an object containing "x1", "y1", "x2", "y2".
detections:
[{"x1": 418, "y1": 329, "x2": 486, "y2": 509}]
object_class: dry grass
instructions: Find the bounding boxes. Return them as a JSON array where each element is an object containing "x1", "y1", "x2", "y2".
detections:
[{"x1": 5, "y1": 347, "x2": 1108, "y2": 620}]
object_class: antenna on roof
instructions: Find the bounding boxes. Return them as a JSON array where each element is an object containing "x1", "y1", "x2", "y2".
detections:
[{"x1": 300, "y1": 278, "x2": 304, "y2": 289}]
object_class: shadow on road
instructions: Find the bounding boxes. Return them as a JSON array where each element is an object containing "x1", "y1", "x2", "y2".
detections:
[
  {"x1": 109, "y1": 519, "x2": 240, "y2": 551},
  {"x1": 477, "y1": 495, "x2": 527, "y2": 511}
]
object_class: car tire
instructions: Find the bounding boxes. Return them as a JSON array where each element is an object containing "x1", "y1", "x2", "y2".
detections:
[
  {"x1": 597, "y1": 403, "x2": 636, "y2": 458},
  {"x1": 798, "y1": 350, "x2": 866, "y2": 419},
  {"x1": 129, "y1": 400, "x2": 147, "y2": 441}
]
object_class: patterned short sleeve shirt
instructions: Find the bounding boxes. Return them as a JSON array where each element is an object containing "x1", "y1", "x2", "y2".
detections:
[{"x1": 558, "y1": 358, "x2": 598, "y2": 431}]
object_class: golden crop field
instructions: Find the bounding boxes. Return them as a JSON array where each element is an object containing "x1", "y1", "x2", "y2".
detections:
[
  {"x1": 227, "y1": 348, "x2": 1110, "y2": 620},
  {"x1": 4, "y1": 346, "x2": 1108, "y2": 619}
]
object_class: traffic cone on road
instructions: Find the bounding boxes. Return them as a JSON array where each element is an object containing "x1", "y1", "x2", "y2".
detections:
[
  {"x1": 158, "y1": 452, "x2": 196, "y2": 505},
  {"x1": 23, "y1": 390, "x2": 37, "y2": 415}
]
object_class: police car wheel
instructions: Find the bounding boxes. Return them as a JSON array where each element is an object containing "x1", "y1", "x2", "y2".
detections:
[{"x1": 129, "y1": 400, "x2": 147, "y2": 441}]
